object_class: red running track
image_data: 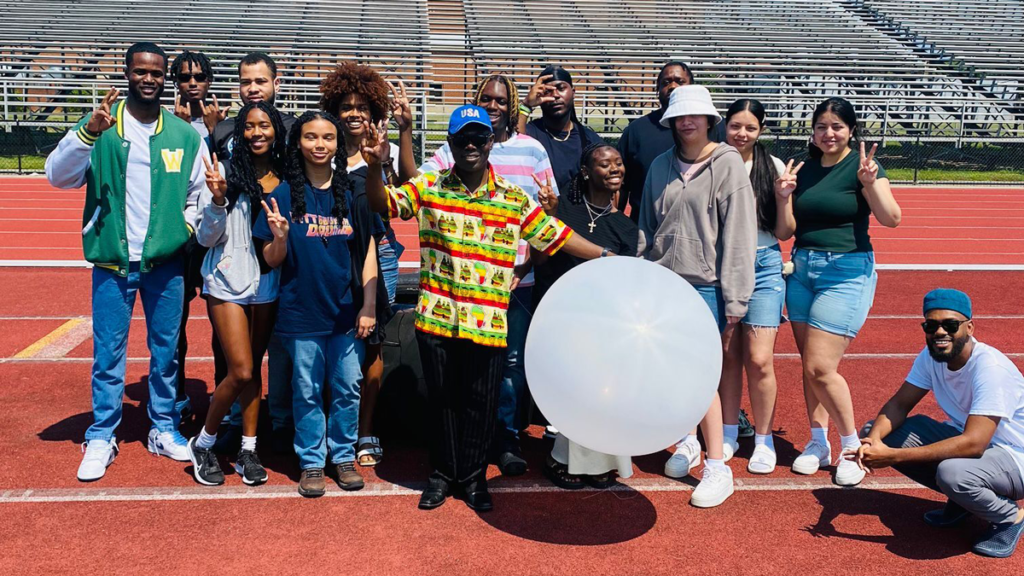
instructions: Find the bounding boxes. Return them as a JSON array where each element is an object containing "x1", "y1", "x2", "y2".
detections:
[
  {"x1": 3, "y1": 177, "x2": 1024, "y2": 266},
  {"x1": 2, "y1": 268, "x2": 1023, "y2": 573}
]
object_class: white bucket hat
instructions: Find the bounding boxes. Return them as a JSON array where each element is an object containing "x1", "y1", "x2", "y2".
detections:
[{"x1": 660, "y1": 85, "x2": 722, "y2": 127}]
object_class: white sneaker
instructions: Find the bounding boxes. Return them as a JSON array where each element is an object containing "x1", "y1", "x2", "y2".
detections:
[
  {"x1": 77, "y1": 437, "x2": 118, "y2": 481},
  {"x1": 664, "y1": 440, "x2": 702, "y2": 478},
  {"x1": 792, "y1": 440, "x2": 831, "y2": 475},
  {"x1": 543, "y1": 425, "x2": 559, "y2": 440},
  {"x1": 747, "y1": 444, "x2": 777, "y2": 474},
  {"x1": 690, "y1": 465, "x2": 735, "y2": 508},
  {"x1": 834, "y1": 447, "x2": 866, "y2": 486},
  {"x1": 723, "y1": 438, "x2": 739, "y2": 462},
  {"x1": 147, "y1": 429, "x2": 190, "y2": 462}
]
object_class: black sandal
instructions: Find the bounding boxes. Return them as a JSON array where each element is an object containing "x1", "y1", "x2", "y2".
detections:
[
  {"x1": 583, "y1": 472, "x2": 614, "y2": 489},
  {"x1": 543, "y1": 456, "x2": 585, "y2": 490}
]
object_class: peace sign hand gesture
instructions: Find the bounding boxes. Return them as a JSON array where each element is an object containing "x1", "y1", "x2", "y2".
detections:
[
  {"x1": 201, "y1": 95, "x2": 230, "y2": 134},
  {"x1": 86, "y1": 88, "x2": 120, "y2": 135},
  {"x1": 261, "y1": 198, "x2": 289, "y2": 239},
  {"x1": 523, "y1": 74, "x2": 556, "y2": 109},
  {"x1": 774, "y1": 159, "x2": 804, "y2": 198},
  {"x1": 533, "y1": 173, "x2": 558, "y2": 216},
  {"x1": 202, "y1": 153, "x2": 228, "y2": 205},
  {"x1": 388, "y1": 79, "x2": 413, "y2": 132},
  {"x1": 857, "y1": 142, "x2": 880, "y2": 186}
]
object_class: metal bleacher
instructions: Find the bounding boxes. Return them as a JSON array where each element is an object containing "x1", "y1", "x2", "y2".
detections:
[
  {"x1": 848, "y1": 0, "x2": 1024, "y2": 106},
  {"x1": 1, "y1": 0, "x2": 1022, "y2": 170}
]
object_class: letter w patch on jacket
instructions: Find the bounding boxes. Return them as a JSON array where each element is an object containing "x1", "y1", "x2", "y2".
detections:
[{"x1": 161, "y1": 148, "x2": 185, "y2": 173}]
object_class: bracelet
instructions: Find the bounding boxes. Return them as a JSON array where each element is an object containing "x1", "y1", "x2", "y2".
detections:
[
  {"x1": 518, "y1": 103, "x2": 533, "y2": 116},
  {"x1": 381, "y1": 159, "x2": 394, "y2": 168},
  {"x1": 600, "y1": 247, "x2": 609, "y2": 258}
]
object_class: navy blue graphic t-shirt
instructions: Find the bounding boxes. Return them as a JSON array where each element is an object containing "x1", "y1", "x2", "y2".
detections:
[{"x1": 253, "y1": 181, "x2": 380, "y2": 337}]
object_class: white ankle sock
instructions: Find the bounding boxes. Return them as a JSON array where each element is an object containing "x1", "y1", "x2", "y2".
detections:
[
  {"x1": 241, "y1": 435, "x2": 257, "y2": 452},
  {"x1": 196, "y1": 427, "x2": 216, "y2": 449},
  {"x1": 754, "y1": 433, "x2": 775, "y2": 451},
  {"x1": 705, "y1": 458, "x2": 726, "y2": 470},
  {"x1": 723, "y1": 424, "x2": 739, "y2": 443},
  {"x1": 810, "y1": 427, "x2": 829, "y2": 446},
  {"x1": 839, "y1": 433, "x2": 860, "y2": 451}
]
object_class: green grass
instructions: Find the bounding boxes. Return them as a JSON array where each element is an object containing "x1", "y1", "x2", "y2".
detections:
[
  {"x1": 886, "y1": 168, "x2": 1024, "y2": 183},
  {"x1": 0, "y1": 155, "x2": 45, "y2": 171}
]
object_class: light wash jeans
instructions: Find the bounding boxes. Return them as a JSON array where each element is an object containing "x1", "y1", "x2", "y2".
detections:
[
  {"x1": 87, "y1": 260, "x2": 183, "y2": 441},
  {"x1": 283, "y1": 331, "x2": 365, "y2": 469}
]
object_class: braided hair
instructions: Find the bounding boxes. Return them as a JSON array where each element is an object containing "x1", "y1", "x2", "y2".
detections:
[
  {"x1": 725, "y1": 99, "x2": 776, "y2": 232},
  {"x1": 567, "y1": 142, "x2": 619, "y2": 205},
  {"x1": 226, "y1": 101, "x2": 287, "y2": 212},
  {"x1": 170, "y1": 49, "x2": 213, "y2": 83},
  {"x1": 286, "y1": 110, "x2": 350, "y2": 223},
  {"x1": 472, "y1": 74, "x2": 519, "y2": 140}
]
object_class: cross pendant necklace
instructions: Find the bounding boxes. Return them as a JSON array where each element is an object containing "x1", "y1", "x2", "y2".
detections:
[{"x1": 588, "y1": 221, "x2": 597, "y2": 233}]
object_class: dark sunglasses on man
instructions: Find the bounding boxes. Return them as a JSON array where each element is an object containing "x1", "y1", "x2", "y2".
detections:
[
  {"x1": 449, "y1": 132, "x2": 492, "y2": 149},
  {"x1": 177, "y1": 73, "x2": 209, "y2": 83},
  {"x1": 921, "y1": 319, "x2": 969, "y2": 335}
]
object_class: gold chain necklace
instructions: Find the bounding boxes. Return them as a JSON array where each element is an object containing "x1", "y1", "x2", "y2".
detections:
[{"x1": 545, "y1": 121, "x2": 573, "y2": 143}]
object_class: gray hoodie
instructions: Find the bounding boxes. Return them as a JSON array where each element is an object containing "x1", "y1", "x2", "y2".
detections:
[
  {"x1": 195, "y1": 180, "x2": 263, "y2": 301},
  {"x1": 637, "y1": 143, "x2": 756, "y2": 318}
]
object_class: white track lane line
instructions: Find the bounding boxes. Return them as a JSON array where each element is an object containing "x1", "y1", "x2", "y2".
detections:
[{"x1": 0, "y1": 476, "x2": 928, "y2": 504}]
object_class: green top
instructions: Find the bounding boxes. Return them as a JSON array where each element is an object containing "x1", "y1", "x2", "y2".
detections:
[{"x1": 792, "y1": 151, "x2": 886, "y2": 253}]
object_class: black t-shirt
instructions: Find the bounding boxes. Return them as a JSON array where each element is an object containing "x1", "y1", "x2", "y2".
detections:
[
  {"x1": 617, "y1": 109, "x2": 674, "y2": 222},
  {"x1": 525, "y1": 118, "x2": 604, "y2": 195},
  {"x1": 212, "y1": 110, "x2": 297, "y2": 161},
  {"x1": 533, "y1": 200, "x2": 638, "y2": 306}
]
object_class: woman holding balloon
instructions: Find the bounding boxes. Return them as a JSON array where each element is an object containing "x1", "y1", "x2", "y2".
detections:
[
  {"x1": 787, "y1": 97, "x2": 900, "y2": 486},
  {"x1": 532, "y1": 142, "x2": 639, "y2": 489},
  {"x1": 637, "y1": 85, "x2": 757, "y2": 508},
  {"x1": 718, "y1": 99, "x2": 799, "y2": 474}
]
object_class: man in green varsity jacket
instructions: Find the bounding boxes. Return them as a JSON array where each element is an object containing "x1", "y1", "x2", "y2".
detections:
[{"x1": 45, "y1": 42, "x2": 210, "y2": 482}]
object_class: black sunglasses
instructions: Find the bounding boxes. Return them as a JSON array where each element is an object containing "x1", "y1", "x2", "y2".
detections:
[
  {"x1": 449, "y1": 132, "x2": 492, "y2": 149},
  {"x1": 177, "y1": 73, "x2": 209, "y2": 83},
  {"x1": 921, "y1": 319, "x2": 968, "y2": 335}
]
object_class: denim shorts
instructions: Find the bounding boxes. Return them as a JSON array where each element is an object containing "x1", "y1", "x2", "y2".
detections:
[
  {"x1": 694, "y1": 284, "x2": 725, "y2": 334},
  {"x1": 203, "y1": 269, "x2": 280, "y2": 305},
  {"x1": 785, "y1": 248, "x2": 877, "y2": 338},
  {"x1": 379, "y1": 236, "x2": 401, "y2": 305},
  {"x1": 743, "y1": 245, "x2": 786, "y2": 329}
]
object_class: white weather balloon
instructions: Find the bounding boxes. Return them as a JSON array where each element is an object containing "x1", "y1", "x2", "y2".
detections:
[{"x1": 525, "y1": 257, "x2": 723, "y2": 456}]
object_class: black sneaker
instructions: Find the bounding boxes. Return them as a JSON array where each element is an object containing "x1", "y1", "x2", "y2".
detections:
[
  {"x1": 497, "y1": 451, "x2": 527, "y2": 476},
  {"x1": 234, "y1": 449, "x2": 268, "y2": 486},
  {"x1": 738, "y1": 409, "x2": 755, "y2": 438},
  {"x1": 187, "y1": 436, "x2": 225, "y2": 486}
]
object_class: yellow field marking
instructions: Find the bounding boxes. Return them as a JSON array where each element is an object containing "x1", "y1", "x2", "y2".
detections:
[{"x1": 13, "y1": 318, "x2": 89, "y2": 359}]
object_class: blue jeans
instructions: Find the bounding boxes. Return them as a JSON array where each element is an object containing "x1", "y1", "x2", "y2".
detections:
[
  {"x1": 743, "y1": 245, "x2": 786, "y2": 328},
  {"x1": 786, "y1": 249, "x2": 877, "y2": 338},
  {"x1": 88, "y1": 260, "x2": 184, "y2": 441},
  {"x1": 379, "y1": 235, "x2": 402, "y2": 306},
  {"x1": 694, "y1": 284, "x2": 725, "y2": 333},
  {"x1": 266, "y1": 332, "x2": 293, "y2": 432},
  {"x1": 283, "y1": 331, "x2": 365, "y2": 469},
  {"x1": 497, "y1": 287, "x2": 532, "y2": 450}
]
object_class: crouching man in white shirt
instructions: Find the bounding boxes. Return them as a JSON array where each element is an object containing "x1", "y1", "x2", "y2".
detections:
[{"x1": 856, "y1": 288, "x2": 1024, "y2": 558}]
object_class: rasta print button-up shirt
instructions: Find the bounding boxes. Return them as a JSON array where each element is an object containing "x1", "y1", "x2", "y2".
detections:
[{"x1": 387, "y1": 166, "x2": 573, "y2": 347}]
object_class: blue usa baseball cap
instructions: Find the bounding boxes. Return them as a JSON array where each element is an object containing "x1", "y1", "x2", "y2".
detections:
[{"x1": 448, "y1": 104, "x2": 493, "y2": 135}]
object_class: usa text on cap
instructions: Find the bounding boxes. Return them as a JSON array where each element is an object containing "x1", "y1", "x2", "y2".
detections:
[{"x1": 448, "y1": 104, "x2": 493, "y2": 135}]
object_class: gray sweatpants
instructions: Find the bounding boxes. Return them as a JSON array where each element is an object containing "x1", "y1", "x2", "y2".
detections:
[{"x1": 863, "y1": 415, "x2": 1024, "y2": 524}]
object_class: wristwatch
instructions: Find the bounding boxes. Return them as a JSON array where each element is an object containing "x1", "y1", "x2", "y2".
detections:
[{"x1": 600, "y1": 247, "x2": 610, "y2": 258}]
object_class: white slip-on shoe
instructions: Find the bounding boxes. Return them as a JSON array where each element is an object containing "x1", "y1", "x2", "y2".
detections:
[
  {"x1": 747, "y1": 444, "x2": 777, "y2": 474},
  {"x1": 77, "y1": 437, "x2": 118, "y2": 482},
  {"x1": 723, "y1": 438, "x2": 739, "y2": 462},
  {"x1": 690, "y1": 465, "x2": 735, "y2": 508},
  {"x1": 147, "y1": 429, "x2": 190, "y2": 462},
  {"x1": 791, "y1": 440, "x2": 831, "y2": 475},
  {"x1": 664, "y1": 440, "x2": 702, "y2": 478},
  {"x1": 834, "y1": 448, "x2": 867, "y2": 486}
]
